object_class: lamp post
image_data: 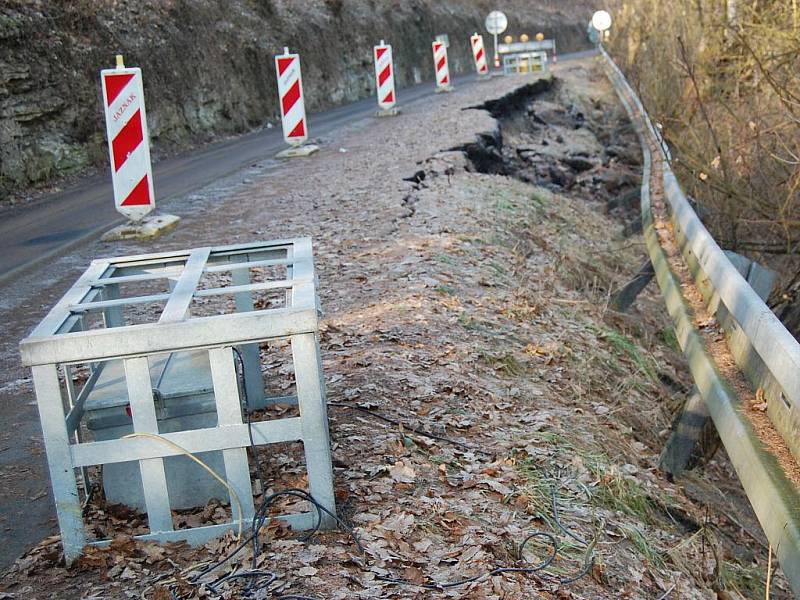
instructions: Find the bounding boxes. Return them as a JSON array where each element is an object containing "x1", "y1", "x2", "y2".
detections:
[{"x1": 591, "y1": 10, "x2": 612, "y2": 42}]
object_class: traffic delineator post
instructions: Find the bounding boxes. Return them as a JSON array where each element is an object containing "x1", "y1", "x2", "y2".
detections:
[
  {"x1": 470, "y1": 33, "x2": 490, "y2": 80},
  {"x1": 100, "y1": 55, "x2": 179, "y2": 240},
  {"x1": 101, "y1": 55, "x2": 155, "y2": 222},
  {"x1": 373, "y1": 40, "x2": 400, "y2": 117},
  {"x1": 275, "y1": 47, "x2": 318, "y2": 158},
  {"x1": 432, "y1": 40, "x2": 453, "y2": 93}
]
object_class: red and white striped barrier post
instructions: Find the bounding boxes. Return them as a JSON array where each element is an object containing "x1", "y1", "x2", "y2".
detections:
[
  {"x1": 373, "y1": 40, "x2": 399, "y2": 116},
  {"x1": 470, "y1": 33, "x2": 490, "y2": 80},
  {"x1": 275, "y1": 47, "x2": 318, "y2": 157},
  {"x1": 432, "y1": 40, "x2": 452, "y2": 93},
  {"x1": 100, "y1": 55, "x2": 155, "y2": 222}
]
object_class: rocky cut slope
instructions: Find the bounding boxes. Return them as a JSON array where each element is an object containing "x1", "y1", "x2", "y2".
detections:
[{"x1": 0, "y1": 0, "x2": 594, "y2": 201}]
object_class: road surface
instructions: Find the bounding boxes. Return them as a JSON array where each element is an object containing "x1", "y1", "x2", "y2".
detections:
[
  {"x1": 0, "y1": 72, "x2": 479, "y2": 284},
  {"x1": 0, "y1": 51, "x2": 598, "y2": 285}
]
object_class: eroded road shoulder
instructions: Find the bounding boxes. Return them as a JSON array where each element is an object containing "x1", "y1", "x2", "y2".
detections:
[{"x1": 1, "y1": 59, "x2": 788, "y2": 598}]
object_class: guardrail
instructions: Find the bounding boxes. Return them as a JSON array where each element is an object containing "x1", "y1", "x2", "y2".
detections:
[{"x1": 599, "y1": 45, "x2": 800, "y2": 596}]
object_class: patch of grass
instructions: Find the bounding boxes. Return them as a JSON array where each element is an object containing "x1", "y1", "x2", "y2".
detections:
[
  {"x1": 458, "y1": 313, "x2": 477, "y2": 329},
  {"x1": 478, "y1": 350, "x2": 526, "y2": 376},
  {"x1": 436, "y1": 253, "x2": 455, "y2": 266},
  {"x1": 435, "y1": 284, "x2": 456, "y2": 296},
  {"x1": 494, "y1": 190, "x2": 518, "y2": 213},
  {"x1": 618, "y1": 524, "x2": 666, "y2": 569},
  {"x1": 586, "y1": 459, "x2": 657, "y2": 523},
  {"x1": 528, "y1": 190, "x2": 550, "y2": 212},
  {"x1": 488, "y1": 261, "x2": 506, "y2": 276},
  {"x1": 592, "y1": 326, "x2": 657, "y2": 382},
  {"x1": 658, "y1": 326, "x2": 680, "y2": 352},
  {"x1": 515, "y1": 446, "x2": 680, "y2": 580},
  {"x1": 718, "y1": 559, "x2": 768, "y2": 598}
]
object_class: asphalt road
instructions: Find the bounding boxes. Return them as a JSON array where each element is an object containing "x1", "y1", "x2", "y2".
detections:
[
  {"x1": 0, "y1": 72, "x2": 484, "y2": 284},
  {"x1": 0, "y1": 52, "x2": 603, "y2": 284}
]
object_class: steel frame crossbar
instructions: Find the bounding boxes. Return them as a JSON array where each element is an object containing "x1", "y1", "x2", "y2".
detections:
[{"x1": 20, "y1": 238, "x2": 336, "y2": 563}]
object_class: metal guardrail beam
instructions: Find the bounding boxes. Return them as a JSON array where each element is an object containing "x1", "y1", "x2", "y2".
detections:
[
  {"x1": 599, "y1": 49, "x2": 800, "y2": 462},
  {"x1": 600, "y1": 46, "x2": 800, "y2": 597}
]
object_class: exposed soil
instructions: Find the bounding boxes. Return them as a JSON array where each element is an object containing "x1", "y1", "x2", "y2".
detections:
[
  {"x1": 456, "y1": 76, "x2": 641, "y2": 225},
  {"x1": 0, "y1": 58, "x2": 791, "y2": 599}
]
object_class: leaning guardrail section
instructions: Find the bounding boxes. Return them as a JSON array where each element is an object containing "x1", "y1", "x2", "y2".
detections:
[{"x1": 599, "y1": 46, "x2": 800, "y2": 596}]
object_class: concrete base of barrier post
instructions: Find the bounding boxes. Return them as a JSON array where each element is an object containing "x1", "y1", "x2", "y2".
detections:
[
  {"x1": 276, "y1": 144, "x2": 320, "y2": 159},
  {"x1": 101, "y1": 214, "x2": 180, "y2": 242},
  {"x1": 435, "y1": 86, "x2": 454, "y2": 94},
  {"x1": 376, "y1": 107, "x2": 401, "y2": 118}
]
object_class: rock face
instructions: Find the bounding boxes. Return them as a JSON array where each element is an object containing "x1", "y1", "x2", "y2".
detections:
[{"x1": 0, "y1": 0, "x2": 594, "y2": 200}]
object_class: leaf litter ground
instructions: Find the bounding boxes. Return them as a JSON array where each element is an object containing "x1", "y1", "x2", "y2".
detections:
[{"x1": 0, "y1": 58, "x2": 791, "y2": 599}]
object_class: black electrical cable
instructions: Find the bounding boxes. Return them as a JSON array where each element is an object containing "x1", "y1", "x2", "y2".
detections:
[
  {"x1": 165, "y1": 348, "x2": 595, "y2": 599},
  {"x1": 551, "y1": 481, "x2": 588, "y2": 546},
  {"x1": 179, "y1": 349, "x2": 344, "y2": 599},
  {"x1": 327, "y1": 401, "x2": 492, "y2": 455},
  {"x1": 376, "y1": 530, "x2": 558, "y2": 590},
  {"x1": 547, "y1": 477, "x2": 597, "y2": 584}
]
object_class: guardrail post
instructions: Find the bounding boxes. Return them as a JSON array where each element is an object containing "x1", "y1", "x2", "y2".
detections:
[
  {"x1": 659, "y1": 388, "x2": 712, "y2": 476},
  {"x1": 609, "y1": 259, "x2": 654, "y2": 312}
]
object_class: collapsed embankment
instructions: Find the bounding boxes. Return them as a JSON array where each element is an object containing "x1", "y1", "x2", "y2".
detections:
[
  {"x1": 455, "y1": 74, "x2": 643, "y2": 231},
  {"x1": 0, "y1": 0, "x2": 594, "y2": 201},
  {"x1": 1, "y1": 58, "x2": 791, "y2": 598}
]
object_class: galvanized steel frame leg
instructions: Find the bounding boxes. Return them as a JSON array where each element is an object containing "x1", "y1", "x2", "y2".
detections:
[
  {"x1": 292, "y1": 333, "x2": 336, "y2": 527},
  {"x1": 62, "y1": 364, "x2": 91, "y2": 500},
  {"x1": 31, "y1": 364, "x2": 85, "y2": 564},
  {"x1": 101, "y1": 283, "x2": 124, "y2": 329},
  {"x1": 208, "y1": 347, "x2": 256, "y2": 525},
  {"x1": 124, "y1": 357, "x2": 173, "y2": 533},
  {"x1": 231, "y1": 264, "x2": 266, "y2": 409}
]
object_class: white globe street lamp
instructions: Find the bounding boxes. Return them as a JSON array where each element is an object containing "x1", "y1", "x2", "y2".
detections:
[{"x1": 591, "y1": 10, "x2": 612, "y2": 32}]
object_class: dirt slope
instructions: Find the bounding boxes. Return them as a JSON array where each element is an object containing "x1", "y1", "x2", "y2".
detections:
[
  {"x1": 0, "y1": 58, "x2": 789, "y2": 598},
  {"x1": 0, "y1": 0, "x2": 593, "y2": 201}
]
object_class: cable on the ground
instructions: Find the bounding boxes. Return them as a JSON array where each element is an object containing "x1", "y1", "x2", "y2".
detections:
[
  {"x1": 375, "y1": 482, "x2": 596, "y2": 591},
  {"x1": 376, "y1": 530, "x2": 558, "y2": 590},
  {"x1": 327, "y1": 401, "x2": 492, "y2": 455},
  {"x1": 159, "y1": 349, "x2": 596, "y2": 599},
  {"x1": 765, "y1": 543, "x2": 773, "y2": 600}
]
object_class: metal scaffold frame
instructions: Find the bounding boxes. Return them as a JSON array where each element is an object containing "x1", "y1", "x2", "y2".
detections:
[{"x1": 20, "y1": 238, "x2": 336, "y2": 563}]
